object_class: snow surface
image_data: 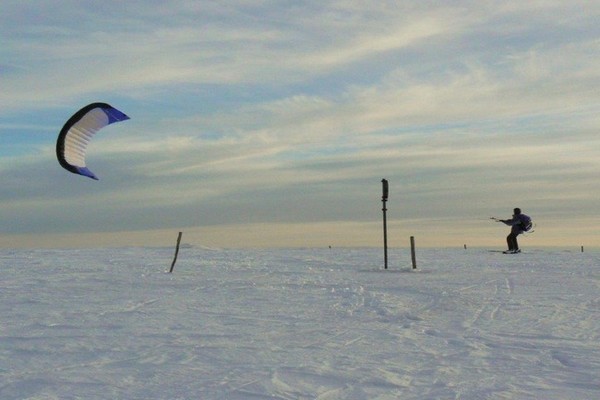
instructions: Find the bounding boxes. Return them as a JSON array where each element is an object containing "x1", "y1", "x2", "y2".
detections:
[{"x1": 1, "y1": 247, "x2": 598, "y2": 399}]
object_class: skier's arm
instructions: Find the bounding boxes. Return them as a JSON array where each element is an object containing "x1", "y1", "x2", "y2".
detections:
[
  {"x1": 502, "y1": 217, "x2": 519, "y2": 226},
  {"x1": 492, "y1": 217, "x2": 515, "y2": 225},
  {"x1": 490, "y1": 217, "x2": 519, "y2": 226}
]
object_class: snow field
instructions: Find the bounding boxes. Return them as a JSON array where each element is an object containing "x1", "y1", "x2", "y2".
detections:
[{"x1": 0, "y1": 247, "x2": 598, "y2": 399}]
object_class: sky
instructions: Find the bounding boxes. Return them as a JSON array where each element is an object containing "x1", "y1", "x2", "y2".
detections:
[{"x1": 1, "y1": 1, "x2": 599, "y2": 249}]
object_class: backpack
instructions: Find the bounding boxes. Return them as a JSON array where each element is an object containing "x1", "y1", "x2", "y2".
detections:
[{"x1": 519, "y1": 215, "x2": 533, "y2": 232}]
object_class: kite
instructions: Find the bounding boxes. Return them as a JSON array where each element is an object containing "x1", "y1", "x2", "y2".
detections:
[{"x1": 56, "y1": 102, "x2": 129, "y2": 180}]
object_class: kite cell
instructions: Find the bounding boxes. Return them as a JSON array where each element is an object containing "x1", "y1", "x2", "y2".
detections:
[{"x1": 56, "y1": 102, "x2": 129, "y2": 180}]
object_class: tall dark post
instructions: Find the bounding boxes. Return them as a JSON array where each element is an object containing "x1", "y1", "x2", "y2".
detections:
[
  {"x1": 169, "y1": 232, "x2": 183, "y2": 273},
  {"x1": 410, "y1": 236, "x2": 417, "y2": 269},
  {"x1": 381, "y1": 179, "x2": 389, "y2": 269}
]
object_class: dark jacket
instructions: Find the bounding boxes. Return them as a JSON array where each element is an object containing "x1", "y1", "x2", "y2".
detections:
[{"x1": 502, "y1": 214, "x2": 531, "y2": 233}]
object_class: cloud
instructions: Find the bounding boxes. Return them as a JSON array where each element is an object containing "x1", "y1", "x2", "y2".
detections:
[{"x1": 1, "y1": 1, "x2": 599, "y2": 247}]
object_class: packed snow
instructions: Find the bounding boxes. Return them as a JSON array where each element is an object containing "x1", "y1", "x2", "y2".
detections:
[{"x1": 1, "y1": 246, "x2": 598, "y2": 399}]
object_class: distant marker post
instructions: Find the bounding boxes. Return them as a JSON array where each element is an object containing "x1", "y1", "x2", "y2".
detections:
[
  {"x1": 381, "y1": 179, "x2": 389, "y2": 269},
  {"x1": 169, "y1": 232, "x2": 183, "y2": 273},
  {"x1": 410, "y1": 236, "x2": 417, "y2": 269}
]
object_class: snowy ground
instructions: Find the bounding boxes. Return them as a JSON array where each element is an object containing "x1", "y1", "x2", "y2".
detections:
[{"x1": 1, "y1": 247, "x2": 598, "y2": 399}]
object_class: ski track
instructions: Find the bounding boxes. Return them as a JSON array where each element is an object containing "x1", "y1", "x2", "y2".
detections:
[{"x1": 0, "y1": 247, "x2": 599, "y2": 399}]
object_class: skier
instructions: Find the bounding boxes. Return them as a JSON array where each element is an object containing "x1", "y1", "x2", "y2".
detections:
[{"x1": 494, "y1": 208, "x2": 532, "y2": 254}]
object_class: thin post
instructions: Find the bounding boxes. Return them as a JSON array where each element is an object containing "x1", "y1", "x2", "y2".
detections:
[
  {"x1": 410, "y1": 236, "x2": 417, "y2": 269},
  {"x1": 581, "y1": 245, "x2": 584, "y2": 253},
  {"x1": 381, "y1": 179, "x2": 389, "y2": 269},
  {"x1": 169, "y1": 231, "x2": 183, "y2": 273}
]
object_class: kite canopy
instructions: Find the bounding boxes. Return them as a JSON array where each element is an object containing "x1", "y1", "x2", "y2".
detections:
[{"x1": 56, "y1": 102, "x2": 129, "y2": 180}]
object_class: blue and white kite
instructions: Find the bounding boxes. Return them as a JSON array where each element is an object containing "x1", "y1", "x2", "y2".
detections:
[{"x1": 56, "y1": 102, "x2": 129, "y2": 180}]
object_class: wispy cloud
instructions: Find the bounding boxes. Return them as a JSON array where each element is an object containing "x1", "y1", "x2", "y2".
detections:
[{"x1": 1, "y1": 1, "x2": 599, "y2": 247}]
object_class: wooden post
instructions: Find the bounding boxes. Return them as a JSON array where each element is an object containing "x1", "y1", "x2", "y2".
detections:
[
  {"x1": 169, "y1": 232, "x2": 183, "y2": 273},
  {"x1": 381, "y1": 179, "x2": 389, "y2": 269},
  {"x1": 410, "y1": 236, "x2": 417, "y2": 269},
  {"x1": 581, "y1": 245, "x2": 584, "y2": 253}
]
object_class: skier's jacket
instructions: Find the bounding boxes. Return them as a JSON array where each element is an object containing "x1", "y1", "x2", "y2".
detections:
[{"x1": 505, "y1": 214, "x2": 532, "y2": 232}]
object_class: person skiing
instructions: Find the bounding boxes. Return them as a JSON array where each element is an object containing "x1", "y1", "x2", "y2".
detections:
[{"x1": 494, "y1": 208, "x2": 532, "y2": 254}]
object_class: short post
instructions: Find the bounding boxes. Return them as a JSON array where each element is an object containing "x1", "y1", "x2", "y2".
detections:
[
  {"x1": 169, "y1": 232, "x2": 183, "y2": 273},
  {"x1": 381, "y1": 179, "x2": 389, "y2": 269},
  {"x1": 410, "y1": 236, "x2": 417, "y2": 269},
  {"x1": 581, "y1": 245, "x2": 584, "y2": 253}
]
